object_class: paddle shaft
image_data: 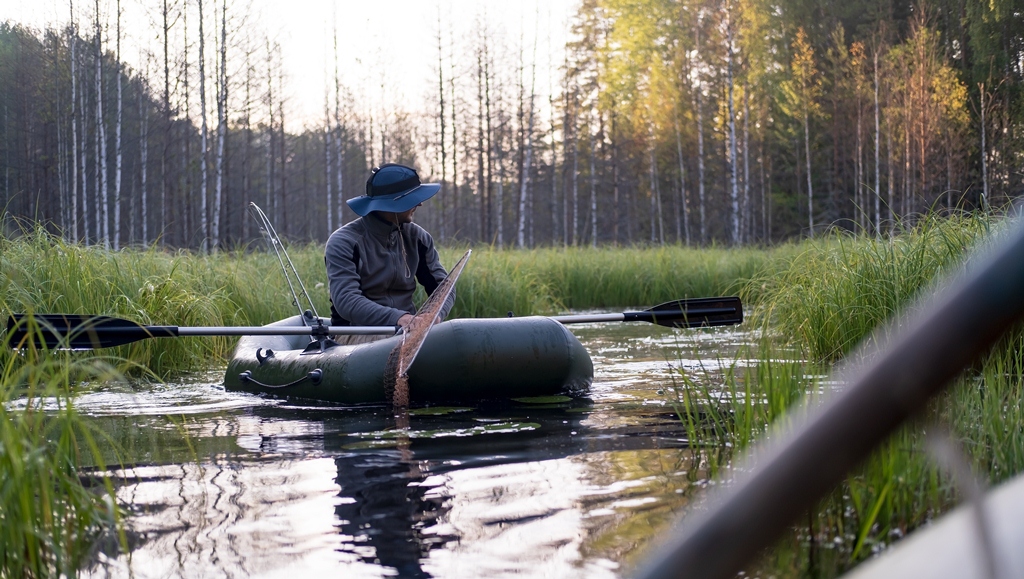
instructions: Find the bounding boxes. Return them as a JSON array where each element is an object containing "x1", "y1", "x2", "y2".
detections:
[
  {"x1": 172, "y1": 326, "x2": 396, "y2": 337},
  {"x1": 4, "y1": 313, "x2": 399, "y2": 350}
]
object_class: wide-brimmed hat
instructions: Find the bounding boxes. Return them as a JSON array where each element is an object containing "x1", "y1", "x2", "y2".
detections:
[{"x1": 346, "y1": 163, "x2": 441, "y2": 216}]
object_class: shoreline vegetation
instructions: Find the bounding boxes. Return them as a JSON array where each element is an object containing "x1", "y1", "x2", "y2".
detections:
[{"x1": 2, "y1": 213, "x2": 1021, "y2": 577}]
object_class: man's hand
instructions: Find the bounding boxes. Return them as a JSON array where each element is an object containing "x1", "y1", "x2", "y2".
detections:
[{"x1": 397, "y1": 314, "x2": 414, "y2": 329}]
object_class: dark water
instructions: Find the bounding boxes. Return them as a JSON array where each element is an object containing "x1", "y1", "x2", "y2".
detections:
[{"x1": 76, "y1": 322, "x2": 754, "y2": 578}]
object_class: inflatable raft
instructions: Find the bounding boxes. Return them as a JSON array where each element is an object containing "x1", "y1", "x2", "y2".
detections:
[{"x1": 223, "y1": 314, "x2": 593, "y2": 404}]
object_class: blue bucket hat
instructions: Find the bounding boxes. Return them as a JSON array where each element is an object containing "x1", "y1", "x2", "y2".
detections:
[{"x1": 346, "y1": 163, "x2": 441, "y2": 217}]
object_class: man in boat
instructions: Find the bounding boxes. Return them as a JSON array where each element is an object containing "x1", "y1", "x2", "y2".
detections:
[{"x1": 325, "y1": 163, "x2": 453, "y2": 342}]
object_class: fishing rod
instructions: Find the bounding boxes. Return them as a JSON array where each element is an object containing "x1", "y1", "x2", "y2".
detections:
[{"x1": 247, "y1": 202, "x2": 319, "y2": 322}]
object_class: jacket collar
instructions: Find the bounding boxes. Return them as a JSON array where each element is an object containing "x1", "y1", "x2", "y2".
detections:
[{"x1": 362, "y1": 212, "x2": 402, "y2": 245}]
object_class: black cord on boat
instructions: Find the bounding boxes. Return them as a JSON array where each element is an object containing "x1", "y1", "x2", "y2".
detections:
[
  {"x1": 237, "y1": 368, "x2": 322, "y2": 389},
  {"x1": 248, "y1": 202, "x2": 320, "y2": 321}
]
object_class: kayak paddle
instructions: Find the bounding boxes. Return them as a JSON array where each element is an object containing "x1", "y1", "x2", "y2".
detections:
[
  {"x1": 4, "y1": 313, "x2": 398, "y2": 350},
  {"x1": 5, "y1": 296, "x2": 741, "y2": 351},
  {"x1": 550, "y1": 296, "x2": 742, "y2": 328}
]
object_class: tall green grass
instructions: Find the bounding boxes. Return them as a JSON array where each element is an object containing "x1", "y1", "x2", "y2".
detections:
[
  {"x1": 666, "y1": 213, "x2": 1022, "y2": 577},
  {"x1": 442, "y1": 244, "x2": 792, "y2": 313},
  {"x1": 752, "y1": 215, "x2": 991, "y2": 361},
  {"x1": 2, "y1": 230, "x2": 788, "y2": 375},
  {"x1": 0, "y1": 328, "x2": 124, "y2": 577}
]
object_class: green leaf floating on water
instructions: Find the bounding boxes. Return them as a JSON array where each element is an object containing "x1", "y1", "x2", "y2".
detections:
[
  {"x1": 341, "y1": 421, "x2": 543, "y2": 449},
  {"x1": 408, "y1": 406, "x2": 474, "y2": 416},
  {"x1": 510, "y1": 395, "x2": 573, "y2": 404}
]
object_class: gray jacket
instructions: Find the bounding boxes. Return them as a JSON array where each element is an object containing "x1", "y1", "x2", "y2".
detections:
[{"x1": 325, "y1": 214, "x2": 453, "y2": 326}]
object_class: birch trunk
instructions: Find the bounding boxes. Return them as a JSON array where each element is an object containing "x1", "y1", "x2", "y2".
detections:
[
  {"x1": 213, "y1": 0, "x2": 226, "y2": 251},
  {"x1": 516, "y1": 39, "x2": 536, "y2": 249},
  {"x1": 95, "y1": 0, "x2": 109, "y2": 247},
  {"x1": 70, "y1": 4, "x2": 79, "y2": 242},
  {"x1": 324, "y1": 87, "x2": 332, "y2": 233},
  {"x1": 675, "y1": 113, "x2": 689, "y2": 245},
  {"x1": 81, "y1": 62, "x2": 90, "y2": 243},
  {"x1": 742, "y1": 85, "x2": 750, "y2": 243},
  {"x1": 695, "y1": 19, "x2": 706, "y2": 244},
  {"x1": 590, "y1": 114, "x2": 598, "y2": 248},
  {"x1": 265, "y1": 42, "x2": 274, "y2": 215},
  {"x1": 804, "y1": 108, "x2": 813, "y2": 237},
  {"x1": 198, "y1": 0, "x2": 209, "y2": 252},
  {"x1": 333, "y1": 20, "x2": 343, "y2": 228},
  {"x1": 450, "y1": 32, "x2": 459, "y2": 237},
  {"x1": 980, "y1": 83, "x2": 988, "y2": 211},
  {"x1": 140, "y1": 75, "x2": 148, "y2": 244},
  {"x1": 887, "y1": 116, "x2": 894, "y2": 233},
  {"x1": 161, "y1": 0, "x2": 170, "y2": 242},
  {"x1": 436, "y1": 9, "x2": 447, "y2": 231},
  {"x1": 571, "y1": 113, "x2": 578, "y2": 246},
  {"x1": 726, "y1": 8, "x2": 739, "y2": 244},
  {"x1": 113, "y1": 0, "x2": 122, "y2": 249},
  {"x1": 873, "y1": 50, "x2": 881, "y2": 237}
]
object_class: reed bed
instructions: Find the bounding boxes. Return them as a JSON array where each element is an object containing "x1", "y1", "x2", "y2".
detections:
[
  {"x1": 1, "y1": 231, "x2": 787, "y2": 376},
  {"x1": 0, "y1": 335, "x2": 124, "y2": 577},
  {"x1": 666, "y1": 214, "x2": 1023, "y2": 577},
  {"x1": 752, "y1": 215, "x2": 991, "y2": 361}
]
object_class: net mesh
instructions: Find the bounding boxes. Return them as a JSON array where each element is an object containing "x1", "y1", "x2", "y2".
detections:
[{"x1": 382, "y1": 249, "x2": 471, "y2": 410}]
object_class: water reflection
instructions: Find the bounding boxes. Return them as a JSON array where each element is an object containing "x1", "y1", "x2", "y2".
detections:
[{"x1": 81, "y1": 323, "x2": 747, "y2": 578}]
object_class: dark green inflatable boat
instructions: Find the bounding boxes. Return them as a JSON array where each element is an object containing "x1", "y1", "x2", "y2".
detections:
[{"x1": 223, "y1": 314, "x2": 593, "y2": 404}]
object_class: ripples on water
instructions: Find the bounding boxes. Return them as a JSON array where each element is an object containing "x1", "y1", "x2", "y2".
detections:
[{"x1": 71, "y1": 322, "x2": 754, "y2": 579}]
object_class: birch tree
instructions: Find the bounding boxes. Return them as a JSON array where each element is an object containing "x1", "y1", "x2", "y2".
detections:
[
  {"x1": 113, "y1": 0, "x2": 122, "y2": 249},
  {"x1": 94, "y1": 0, "x2": 109, "y2": 247},
  {"x1": 69, "y1": 0, "x2": 79, "y2": 242},
  {"x1": 212, "y1": 0, "x2": 226, "y2": 251},
  {"x1": 781, "y1": 27, "x2": 821, "y2": 237},
  {"x1": 198, "y1": 0, "x2": 209, "y2": 252}
]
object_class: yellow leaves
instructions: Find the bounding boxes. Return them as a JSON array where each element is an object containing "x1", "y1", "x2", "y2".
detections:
[
  {"x1": 931, "y1": 64, "x2": 969, "y2": 130},
  {"x1": 778, "y1": 27, "x2": 822, "y2": 121}
]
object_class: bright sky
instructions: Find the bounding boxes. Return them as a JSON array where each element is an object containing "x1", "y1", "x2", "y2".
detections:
[{"x1": 0, "y1": 0, "x2": 577, "y2": 128}]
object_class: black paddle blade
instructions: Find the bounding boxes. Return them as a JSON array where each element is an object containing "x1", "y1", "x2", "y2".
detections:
[
  {"x1": 5, "y1": 313, "x2": 178, "y2": 350},
  {"x1": 631, "y1": 296, "x2": 743, "y2": 328}
]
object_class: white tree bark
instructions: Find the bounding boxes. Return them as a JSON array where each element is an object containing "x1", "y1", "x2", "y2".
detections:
[
  {"x1": 675, "y1": 113, "x2": 689, "y2": 245},
  {"x1": 198, "y1": 0, "x2": 209, "y2": 253},
  {"x1": 70, "y1": 1, "x2": 79, "y2": 242},
  {"x1": 726, "y1": 5, "x2": 739, "y2": 244},
  {"x1": 213, "y1": 0, "x2": 226, "y2": 252},
  {"x1": 743, "y1": 85, "x2": 750, "y2": 243},
  {"x1": 980, "y1": 83, "x2": 989, "y2": 211},
  {"x1": 140, "y1": 67, "x2": 148, "y2": 244},
  {"x1": 571, "y1": 112, "x2": 578, "y2": 246},
  {"x1": 804, "y1": 108, "x2": 814, "y2": 237},
  {"x1": 590, "y1": 115, "x2": 597, "y2": 248},
  {"x1": 114, "y1": 0, "x2": 122, "y2": 249},
  {"x1": 95, "y1": 0, "x2": 109, "y2": 247},
  {"x1": 516, "y1": 35, "x2": 536, "y2": 249},
  {"x1": 694, "y1": 17, "x2": 706, "y2": 244},
  {"x1": 873, "y1": 50, "x2": 881, "y2": 237},
  {"x1": 333, "y1": 22, "x2": 344, "y2": 229}
]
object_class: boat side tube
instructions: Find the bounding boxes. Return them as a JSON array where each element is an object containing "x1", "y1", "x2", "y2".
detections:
[{"x1": 224, "y1": 316, "x2": 593, "y2": 404}]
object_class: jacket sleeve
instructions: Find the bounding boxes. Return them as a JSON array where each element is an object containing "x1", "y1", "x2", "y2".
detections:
[
  {"x1": 414, "y1": 227, "x2": 456, "y2": 320},
  {"x1": 325, "y1": 231, "x2": 406, "y2": 326}
]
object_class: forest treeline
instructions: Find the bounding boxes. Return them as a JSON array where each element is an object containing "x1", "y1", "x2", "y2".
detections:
[{"x1": 0, "y1": 0, "x2": 1020, "y2": 250}]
